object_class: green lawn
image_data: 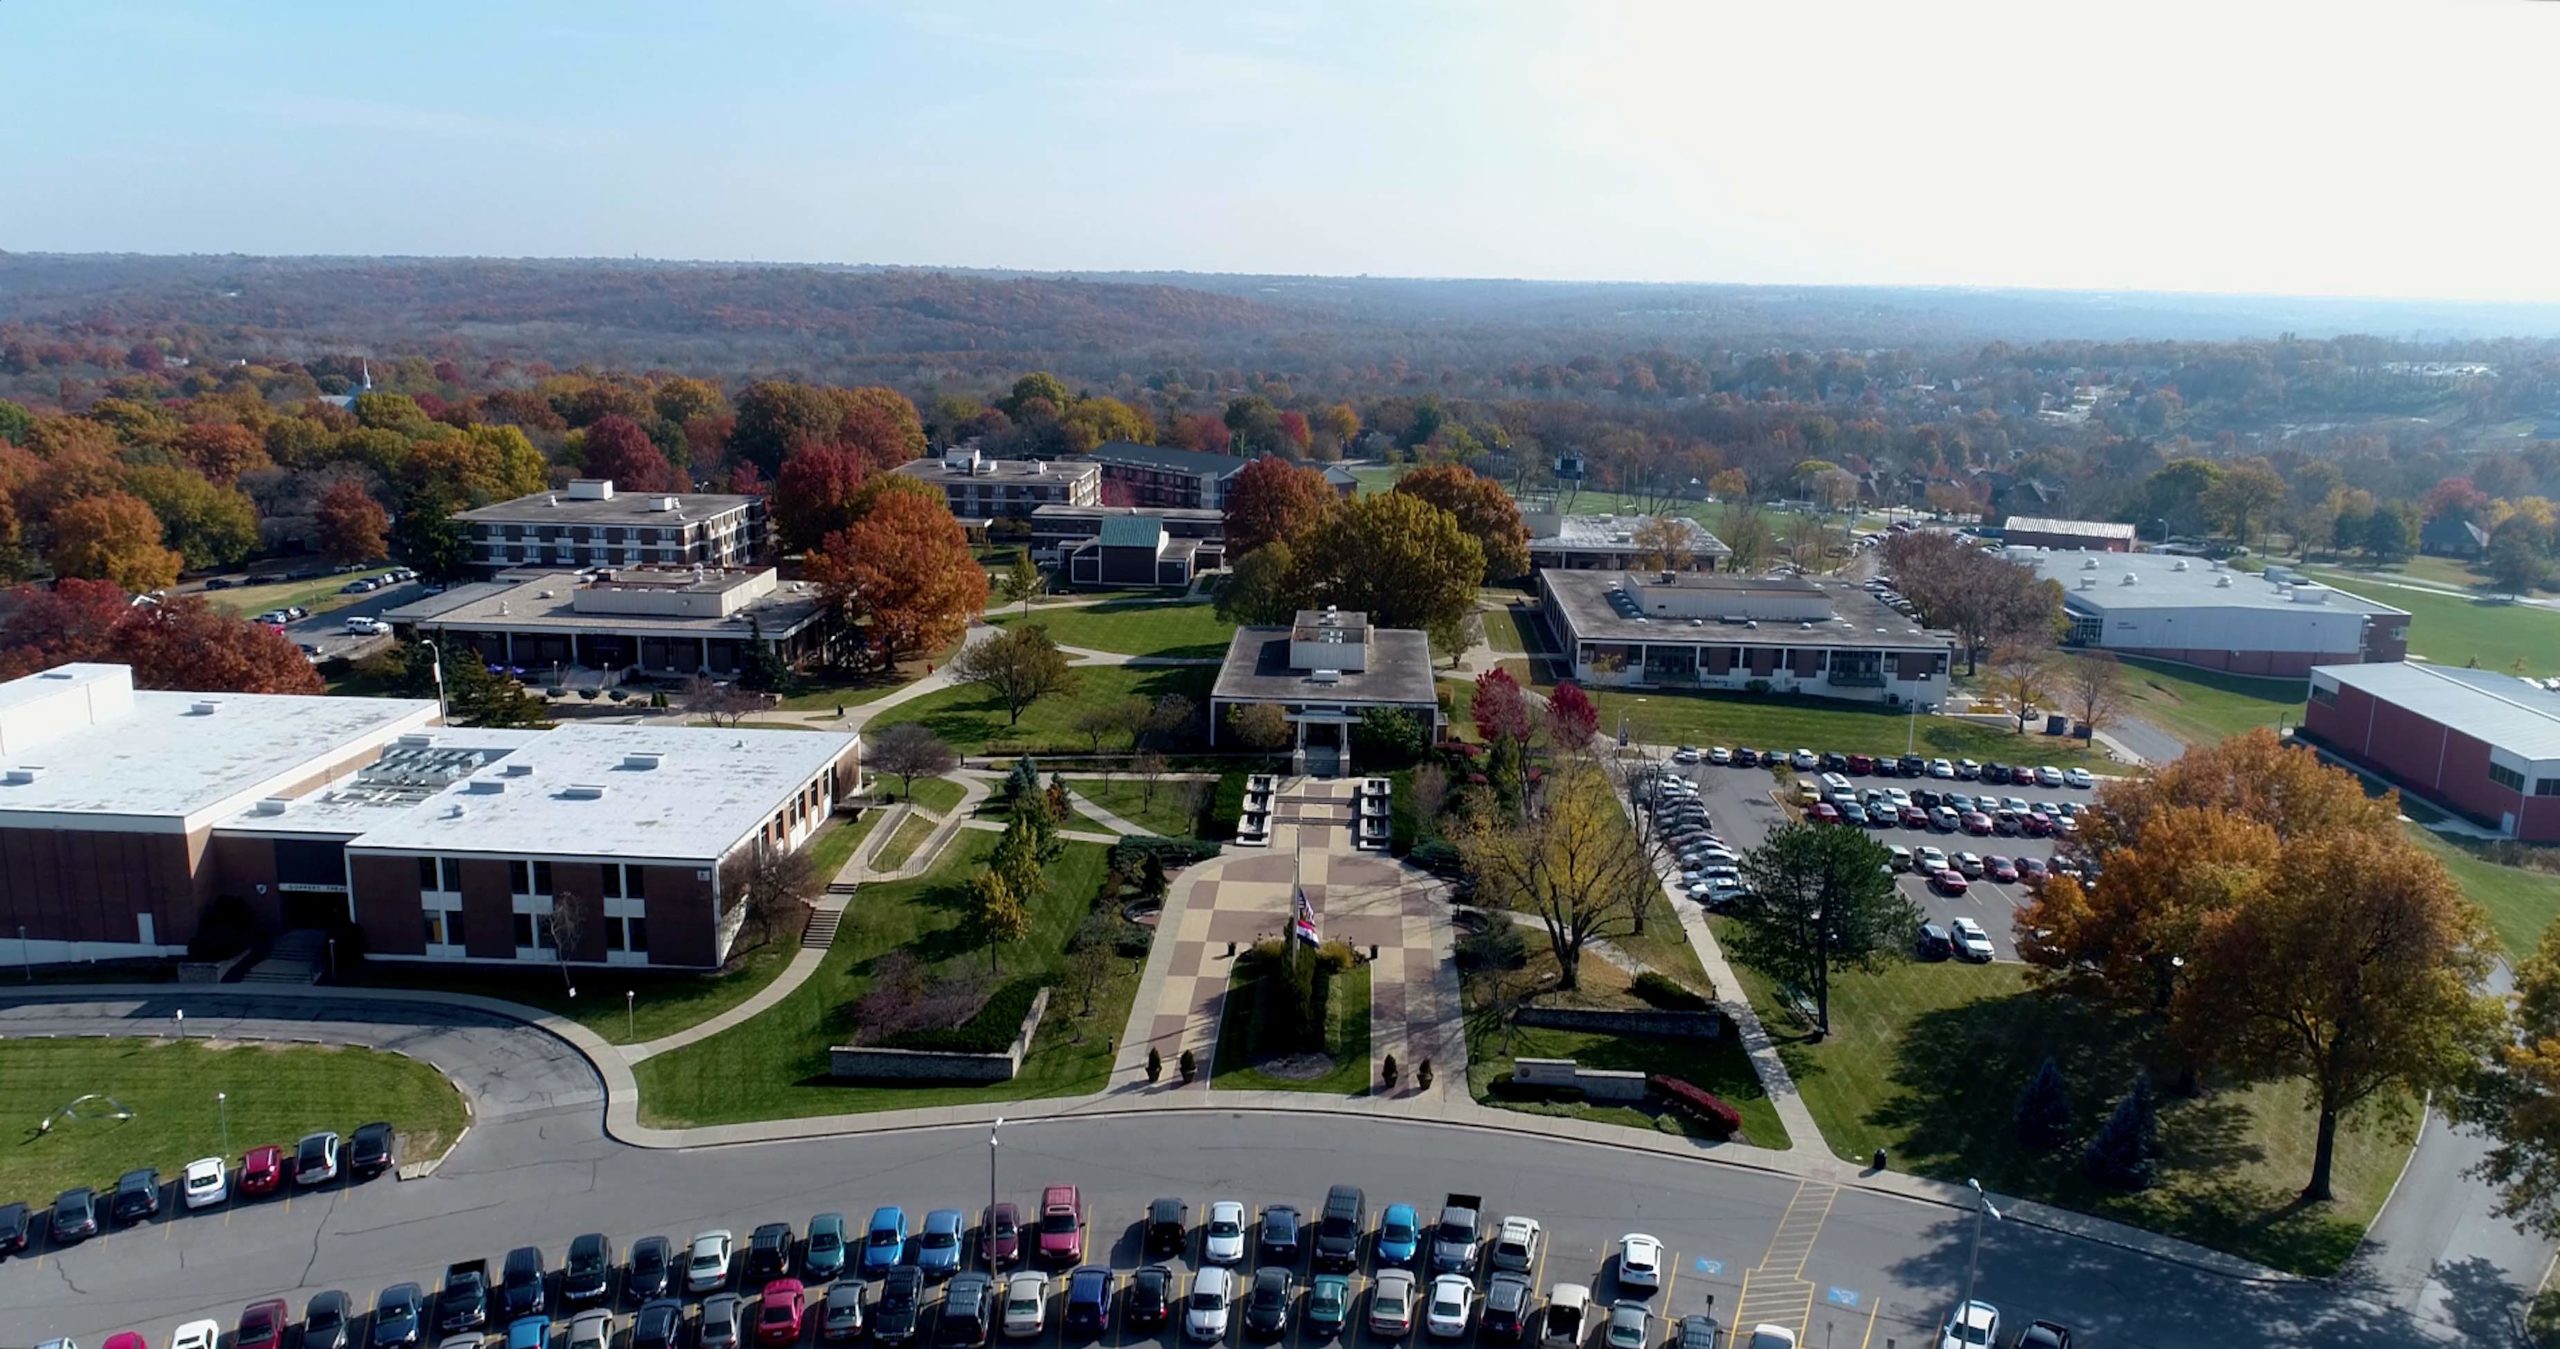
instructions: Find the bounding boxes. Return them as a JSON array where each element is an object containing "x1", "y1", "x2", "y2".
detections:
[
  {"x1": 2414, "y1": 829, "x2": 2560, "y2": 957},
  {"x1": 866, "y1": 665, "x2": 1218, "y2": 756},
  {"x1": 887, "y1": 775, "x2": 968, "y2": 817},
  {"x1": 1349, "y1": 465, "x2": 1408, "y2": 495},
  {"x1": 2305, "y1": 568, "x2": 2560, "y2": 674},
  {"x1": 352, "y1": 936, "x2": 802, "y2": 1047},
  {"x1": 872, "y1": 813, "x2": 938, "y2": 873},
  {"x1": 1586, "y1": 687, "x2": 2100, "y2": 769},
  {"x1": 204, "y1": 568, "x2": 403, "y2": 620},
  {"x1": 775, "y1": 674, "x2": 922, "y2": 713},
  {"x1": 1465, "y1": 1018, "x2": 1788, "y2": 1149},
  {"x1": 631, "y1": 836, "x2": 1137, "y2": 1125},
  {"x1": 1073, "y1": 776, "x2": 1209, "y2": 837},
  {"x1": 2111, "y1": 657, "x2": 2305, "y2": 747},
  {"x1": 991, "y1": 600, "x2": 1237, "y2": 659},
  {"x1": 0, "y1": 1039, "x2": 468, "y2": 1200},
  {"x1": 808, "y1": 812, "x2": 874, "y2": 879},
  {"x1": 1717, "y1": 940, "x2": 2406, "y2": 1276},
  {"x1": 1213, "y1": 961, "x2": 1374, "y2": 1094},
  {"x1": 1485, "y1": 604, "x2": 1551, "y2": 656}
]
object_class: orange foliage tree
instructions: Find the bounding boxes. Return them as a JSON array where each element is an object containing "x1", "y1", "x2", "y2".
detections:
[
  {"x1": 807, "y1": 488, "x2": 986, "y2": 671},
  {"x1": 50, "y1": 491, "x2": 181, "y2": 591},
  {"x1": 315, "y1": 479, "x2": 391, "y2": 564},
  {"x1": 0, "y1": 579, "x2": 322, "y2": 694},
  {"x1": 1393, "y1": 463, "x2": 1530, "y2": 581},
  {"x1": 1222, "y1": 456, "x2": 1336, "y2": 557}
]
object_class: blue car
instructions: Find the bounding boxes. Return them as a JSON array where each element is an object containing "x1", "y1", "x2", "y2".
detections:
[
  {"x1": 505, "y1": 1316, "x2": 551, "y2": 1349},
  {"x1": 1377, "y1": 1204, "x2": 1421, "y2": 1269},
  {"x1": 863, "y1": 1206, "x2": 909, "y2": 1276},
  {"x1": 917, "y1": 1208, "x2": 966, "y2": 1278}
]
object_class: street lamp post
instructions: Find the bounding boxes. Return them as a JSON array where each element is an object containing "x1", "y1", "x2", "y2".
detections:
[
  {"x1": 1959, "y1": 1178, "x2": 2000, "y2": 1336},
  {"x1": 419, "y1": 639, "x2": 451, "y2": 724},
  {"x1": 987, "y1": 1117, "x2": 1005, "y2": 1275},
  {"x1": 175, "y1": 1008, "x2": 185, "y2": 1039},
  {"x1": 626, "y1": 990, "x2": 636, "y2": 1041},
  {"x1": 18, "y1": 924, "x2": 28, "y2": 983},
  {"x1": 217, "y1": 1091, "x2": 230, "y2": 1156}
]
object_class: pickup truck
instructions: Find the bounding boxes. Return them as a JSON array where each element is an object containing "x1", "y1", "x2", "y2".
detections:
[
  {"x1": 1429, "y1": 1194, "x2": 1484, "y2": 1275},
  {"x1": 435, "y1": 1260, "x2": 490, "y2": 1335},
  {"x1": 1488, "y1": 1216, "x2": 1542, "y2": 1274}
]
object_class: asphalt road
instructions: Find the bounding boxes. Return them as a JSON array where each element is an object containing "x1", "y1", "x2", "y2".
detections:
[{"x1": 0, "y1": 994, "x2": 2505, "y2": 1349}]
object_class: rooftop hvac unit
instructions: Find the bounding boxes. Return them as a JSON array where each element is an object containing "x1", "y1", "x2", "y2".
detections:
[
  {"x1": 503, "y1": 761, "x2": 535, "y2": 777},
  {"x1": 624, "y1": 752, "x2": 663, "y2": 770},
  {"x1": 253, "y1": 798, "x2": 291, "y2": 816},
  {"x1": 398, "y1": 733, "x2": 434, "y2": 748},
  {"x1": 2080, "y1": 577, "x2": 2097, "y2": 589},
  {"x1": 191, "y1": 699, "x2": 221, "y2": 715},
  {"x1": 2082, "y1": 557, "x2": 2100, "y2": 570},
  {"x1": 3, "y1": 766, "x2": 40, "y2": 785},
  {"x1": 652, "y1": 495, "x2": 682, "y2": 511},
  {"x1": 1309, "y1": 669, "x2": 1343, "y2": 684},
  {"x1": 2120, "y1": 573, "x2": 2139, "y2": 585},
  {"x1": 561, "y1": 784, "x2": 608, "y2": 800},
  {"x1": 2172, "y1": 559, "x2": 2191, "y2": 571},
  {"x1": 468, "y1": 778, "x2": 506, "y2": 794}
]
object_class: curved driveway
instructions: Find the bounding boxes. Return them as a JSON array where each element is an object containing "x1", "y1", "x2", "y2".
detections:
[{"x1": 0, "y1": 994, "x2": 2504, "y2": 1349}]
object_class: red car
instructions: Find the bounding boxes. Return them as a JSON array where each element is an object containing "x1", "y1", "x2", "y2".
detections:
[
  {"x1": 103, "y1": 1334, "x2": 148, "y2": 1349},
  {"x1": 1899, "y1": 805, "x2": 1929, "y2": 829},
  {"x1": 1985, "y1": 855, "x2": 2020, "y2": 883},
  {"x1": 1810, "y1": 802, "x2": 1841, "y2": 824},
  {"x1": 2020, "y1": 811, "x2": 2055, "y2": 837},
  {"x1": 1931, "y1": 869, "x2": 1970, "y2": 896},
  {"x1": 1037, "y1": 1185, "x2": 1083, "y2": 1263},
  {"x1": 757, "y1": 1279, "x2": 807, "y2": 1346},
  {"x1": 239, "y1": 1145, "x2": 283, "y2": 1198},
  {"x1": 1960, "y1": 811, "x2": 1993, "y2": 836},
  {"x1": 237, "y1": 1299, "x2": 290, "y2": 1349},
  {"x1": 1845, "y1": 754, "x2": 1874, "y2": 774},
  {"x1": 985, "y1": 1201, "x2": 1021, "y2": 1268}
]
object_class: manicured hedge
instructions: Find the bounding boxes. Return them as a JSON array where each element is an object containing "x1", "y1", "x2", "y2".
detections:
[
  {"x1": 1631, "y1": 971, "x2": 1713, "y2": 1011},
  {"x1": 881, "y1": 976, "x2": 1048, "y2": 1054},
  {"x1": 1109, "y1": 835, "x2": 1222, "y2": 876},
  {"x1": 1650, "y1": 1074, "x2": 1744, "y2": 1138}
]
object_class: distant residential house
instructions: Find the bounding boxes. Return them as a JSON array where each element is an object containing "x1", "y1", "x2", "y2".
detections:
[{"x1": 2421, "y1": 513, "x2": 2490, "y2": 559}]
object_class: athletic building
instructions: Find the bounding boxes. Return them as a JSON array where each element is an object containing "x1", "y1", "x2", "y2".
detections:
[
  {"x1": 2030, "y1": 551, "x2": 2407, "y2": 676},
  {"x1": 2302, "y1": 662, "x2": 2560, "y2": 842}
]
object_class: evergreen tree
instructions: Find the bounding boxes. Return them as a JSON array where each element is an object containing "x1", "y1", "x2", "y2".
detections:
[
  {"x1": 2083, "y1": 1073, "x2": 2162, "y2": 1191},
  {"x1": 738, "y1": 614, "x2": 789, "y2": 693},
  {"x1": 1006, "y1": 754, "x2": 1041, "y2": 803},
  {"x1": 2014, "y1": 1055, "x2": 2075, "y2": 1151}
]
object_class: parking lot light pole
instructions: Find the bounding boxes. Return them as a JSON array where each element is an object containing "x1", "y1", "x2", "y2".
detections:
[
  {"x1": 1960, "y1": 1178, "x2": 1999, "y2": 1333},
  {"x1": 217, "y1": 1090, "x2": 229, "y2": 1156},
  {"x1": 626, "y1": 989, "x2": 636, "y2": 1040},
  {"x1": 987, "y1": 1117, "x2": 1005, "y2": 1274}
]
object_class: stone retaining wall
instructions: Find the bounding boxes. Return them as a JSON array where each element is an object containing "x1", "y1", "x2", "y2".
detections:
[
  {"x1": 1514, "y1": 1005, "x2": 1726, "y2": 1039},
  {"x1": 829, "y1": 987, "x2": 1051, "y2": 1083},
  {"x1": 1513, "y1": 1056, "x2": 1649, "y2": 1102}
]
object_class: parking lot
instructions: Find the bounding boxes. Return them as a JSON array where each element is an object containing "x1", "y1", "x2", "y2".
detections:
[{"x1": 1639, "y1": 750, "x2": 2091, "y2": 964}]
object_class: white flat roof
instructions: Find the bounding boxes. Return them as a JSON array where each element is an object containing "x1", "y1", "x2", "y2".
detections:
[
  {"x1": 2005, "y1": 516, "x2": 2136, "y2": 539},
  {"x1": 2314, "y1": 663, "x2": 2560, "y2": 761},
  {"x1": 344, "y1": 723, "x2": 855, "y2": 862},
  {"x1": 214, "y1": 729, "x2": 550, "y2": 837},
  {"x1": 2031, "y1": 552, "x2": 2404, "y2": 616},
  {"x1": 1531, "y1": 514, "x2": 1732, "y2": 555},
  {"x1": 0, "y1": 669, "x2": 437, "y2": 827}
]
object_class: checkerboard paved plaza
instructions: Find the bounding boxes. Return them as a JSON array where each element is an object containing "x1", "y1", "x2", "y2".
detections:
[{"x1": 1124, "y1": 778, "x2": 1465, "y2": 1097}]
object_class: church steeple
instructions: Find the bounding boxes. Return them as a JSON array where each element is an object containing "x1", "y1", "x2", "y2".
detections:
[{"x1": 359, "y1": 358, "x2": 372, "y2": 393}]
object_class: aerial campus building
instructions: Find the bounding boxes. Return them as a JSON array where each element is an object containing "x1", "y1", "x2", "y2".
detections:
[
  {"x1": 0, "y1": 663, "x2": 857, "y2": 973},
  {"x1": 1208, "y1": 610, "x2": 1441, "y2": 777},
  {"x1": 1537, "y1": 570, "x2": 1956, "y2": 707},
  {"x1": 2027, "y1": 551, "x2": 2408, "y2": 677},
  {"x1": 2302, "y1": 662, "x2": 2560, "y2": 843},
  {"x1": 456, "y1": 478, "x2": 763, "y2": 576}
]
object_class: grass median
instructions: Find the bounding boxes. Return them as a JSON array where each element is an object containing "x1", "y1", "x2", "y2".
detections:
[
  {"x1": 865, "y1": 665, "x2": 1217, "y2": 756},
  {"x1": 0, "y1": 1038, "x2": 468, "y2": 1200},
  {"x1": 1584, "y1": 686, "x2": 2101, "y2": 769},
  {"x1": 2111, "y1": 657, "x2": 2304, "y2": 747},
  {"x1": 632, "y1": 834, "x2": 1136, "y2": 1126},
  {"x1": 990, "y1": 599, "x2": 1237, "y2": 660},
  {"x1": 1212, "y1": 958, "x2": 1374, "y2": 1094}
]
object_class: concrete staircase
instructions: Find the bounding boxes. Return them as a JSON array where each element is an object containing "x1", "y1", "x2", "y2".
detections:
[
  {"x1": 243, "y1": 929, "x2": 328, "y2": 985},
  {"x1": 801, "y1": 906, "x2": 845, "y2": 950}
]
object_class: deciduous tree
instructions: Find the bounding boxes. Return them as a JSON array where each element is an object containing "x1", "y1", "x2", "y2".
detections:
[
  {"x1": 1471, "y1": 666, "x2": 1533, "y2": 744},
  {"x1": 1547, "y1": 681, "x2": 1599, "y2": 751},
  {"x1": 1214, "y1": 539, "x2": 1298, "y2": 626},
  {"x1": 998, "y1": 549, "x2": 1045, "y2": 612},
  {"x1": 1988, "y1": 645, "x2": 2054, "y2": 734},
  {"x1": 807, "y1": 488, "x2": 987, "y2": 671},
  {"x1": 2062, "y1": 651, "x2": 2122, "y2": 744},
  {"x1": 173, "y1": 422, "x2": 268, "y2": 486},
  {"x1": 125, "y1": 466, "x2": 258, "y2": 572},
  {"x1": 1629, "y1": 516, "x2": 1695, "y2": 572},
  {"x1": 577, "y1": 414, "x2": 686, "y2": 494},
  {"x1": 50, "y1": 491, "x2": 180, "y2": 591},
  {"x1": 2486, "y1": 518, "x2": 2549, "y2": 598},
  {"x1": 723, "y1": 842, "x2": 822, "y2": 948},
  {"x1": 2202, "y1": 458, "x2": 2285, "y2": 548},
  {"x1": 1394, "y1": 463, "x2": 1530, "y2": 581},
  {"x1": 771, "y1": 443, "x2": 873, "y2": 554},
  {"x1": 1227, "y1": 702, "x2": 1291, "y2": 750},
  {"x1": 1223, "y1": 456, "x2": 1336, "y2": 556},
  {"x1": 947, "y1": 623, "x2": 1077, "y2": 726},
  {"x1": 1730, "y1": 821, "x2": 1921, "y2": 1037},
  {"x1": 1288, "y1": 492, "x2": 1483, "y2": 636},
  {"x1": 868, "y1": 722, "x2": 959, "y2": 800},
  {"x1": 1454, "y1": 758, "x2": 1654, "y2": 992},
  {"x1": 315, "y1": 479, "x2": 391, "y2": 565}
]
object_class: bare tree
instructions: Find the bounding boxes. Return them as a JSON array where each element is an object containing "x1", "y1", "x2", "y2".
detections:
[
  {"x1": 1144, "y1": 694, "x2": 1197, "y2": 748},
  {"x1": 1133, "y1": 750, "x2": 1168, "y2": 807},
  {"x1": 1455, "y1": 752, "x2": 1655, "y2": 992},
  {"x1": 868, "y1": 722, "x2": 958, "y2": 801},
  {"x1": 1410, "y1": 762, "x2": 1451, "y2": 830},
  {"x1": 2064, "y1": 651, "x2": 2124, "y2": 745},
  {"x1": 683, "y1": 675, "x2": 766, "y2": 729},
  {"x1": 1989, "y1": 645, "x2": 2056, "y2": 735},
  {"x1": 723, "y1": 843, "x2": 823, "y2": 948},
  {"x1": 545, "y1": 889, "x2": 590, "y2": 993}
]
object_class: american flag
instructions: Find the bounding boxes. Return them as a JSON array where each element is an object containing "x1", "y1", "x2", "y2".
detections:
[{"x1": 1291, "y1": 885, "x2": 1321, "y2": 946}]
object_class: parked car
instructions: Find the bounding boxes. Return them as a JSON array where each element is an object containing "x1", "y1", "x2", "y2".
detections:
[
  {"x1": 1258, "y1": 1203, "x2": 1303, "y2": 1265},
  {"x1": 756, "y1": 1281, "x2": 807, "y2": 1347},
  {"x1": 635, "y1": 1300, "x2": 688, "y2": 1349},
  {"x1": 2014, "y1": 1321, "x2": 2073, "y2": 1348},
  {"x1": 1931, "y1": 869, "x2": 1969, "y2": 897},
  {"x1": 504, "y1": 1318, "x2": 551, "y2": 1349},
  {"x1": 1037, "y1": 1185, "x2": 1083, "y2": 1263},
  {"x1": 1605, "y1": 1302, "x2": 1651, "y2": 1349},
  {"x1": 1001, "y1": 1271, "x2": 1051, "y2": 1340},
  {"x1": 749, "y1": 1221, "x2": 799, "y2": 1282},
  {"x1": 700, "y1": 1294, "x2": 745, "y2": 1349},
  {"x1": 372, "y1": 1283, "x2": 427, "y2": 1349},
  {"x1": 1674, "y1": 1316, "x2": 1721, "y2": 1349},
  {"x1": 51, "y1": 1186, "x2": 98, "y2": 1243},
  {"x1": 1064, "y1": 1265, "x2": 1116, "y2": 1336},
  {"x1": 864, "y1": 1207, "x2": 909, "y2": 1275},
  {"x1": 0, "y1": 1201, "x2": 28, "y2": 1256},
  {"x1": 179, "y1": 1156, "x2": 228, "y2": 1210},
  {"x1": 690, "y1": 1229, "x2": 738, "y2": 1294},
  {"x1": 1127, "y1": 1265, "x2": 1176, "y2": 1333},
  {"x1": 1203, "y1": 1200, "x2": 1248, "y2": 1265},
  {"x1": 1915, "y1": 924, "x2": 1952, "y2": 960},
  {"x1": 1949, "y1": 917, "x2": 1995, "y2": 962},
  {"x1": 304, "y1": 1291, "x2": 354, "y2": 1349},
  {"x1": 985, "y1": 1201, "x2": 1021, "y2": 1269},
  {"x1": 1482, "y1": 1273, "x2": 1537, "y2": 1341},
  {"x1": 1313, "y1": 1185, "x2": 1365, "y2": 1270},
  {"x1": 295, "y1": 1131, "x2": 342, "y2": 1186},
  {"x1": 563, "y1": 1232, "x2": 614, "y2": 1307},
  {"x1": 2065, "y1": 768, "x2": 2094, "y2": 789},
  {"x1": 627, "y1": 1235, "x2": 675, "y2": 1302},
  {"x1": 110, "y1": 1168, "x2": 162, "y2": 1224},
  {"x1": 1378, "y1": 1202, "x2": 1422, "y2": 1268},
  {"x1": 818, "y1": 1281, "x2": 867, "y2": 1343},
  {"x1": 1368, "y1": 1269, "x2": 1418, "y2": 1340},
  {"x1": 1145, "y1": 1197, "x2": 1188, "y2": 1257},
  {"x1": 1985, "y1": 855, "x2": 2019, "y2": 883},
  {"x1": 1243, "y1": 1268, "x2": 1294, "y2": 1341},
  {"x1": 240, "y1": 1145, "x2": 283, "y2": 1197},
  {"x1": 1615, "y1": 1235, "x2": 1662, "y2": 1293},
  {"x1": 1543, "y1": 1284, "x2": 1592, "y2": 1349},
  {"x1": 805, "y1": 1212, "x2": 849, "y2": 1281},
  {"x1": 1937, "y1": 1300, "x2": 1998, "y2": 1349},
  {"x1": 172, "y1": 1323, "x2": 220, "y2": 1349},
  {"x1": 918, "y1": 1209, "x2": 967, "y2": 1278},
  {"x1": 236, "y1": 1299, "x2": 290, "y2": 1349},
  {"x1": 348, "y1": 1122, "x2": 396, "y2": 1177},
  {"x1": 939, "y1": 1274, "x2": 995, "y2": 1349},
  {"x1": 499, "y1": 1247, "x2": 547, "y2": 1319},
  {"x1": 1184, "y1": 1267, "x2": 1236, "y2": 1343},
  {"x1": 875, "y1": 1266, "x2": 926, "y2": 1345},
  {"x1": 568, "y1": 1311, "x2": 615, "y2": 1349}
]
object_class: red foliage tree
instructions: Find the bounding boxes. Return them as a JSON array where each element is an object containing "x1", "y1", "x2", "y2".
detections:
[
  {"x1": 1169, "y1": 414, "x2": 1233, "y2": 455},
  {"x1": 1472, "y1": 666, "x2": 1533, "y2": 744},
  {"x1": 806, "y1": 489, "x2": 987, "y2": 671},
  {"x1": 1277, "y1": 410, "x2": 1312, "y2": 452},
  {"x1": 772, "y1": 443, "x2": 873, "y2": 554},
  {"x1": 578, "y1": 414, "x2": 686, "y2": 494},
  {"x1": 173, "y1": 422, "x2": 268, "y2": 486},
  {"x1": 315, "y1": 479, "x2": 391, "y2": 565},
  {"x1": 2421, "y1": 475, "x2": 2490, "y2": 524},
  {"x1": 1223, "y1": 456, "x2": 1336, "y2": 556},
  {"x1": 1548, "y1": 681, "x2": 1599, "y2": 751},
  {"x1": 0, "y1": 579, "x2": 322, "y2": 694}
]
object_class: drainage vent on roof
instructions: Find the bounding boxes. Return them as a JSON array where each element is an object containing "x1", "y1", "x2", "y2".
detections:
[
  {"x1": 562, "y1": 783, "x2": 608, "y2": 800},
  {"x1": 468, "y1": 778, "x2": 507, "y2": 794},
  {"x1": 503, "y1": 761, "x2": 535, "y2": 777},
  {"x1": 624, "y1": 752, "x2": 662, "y2": 770},
  {"x1": 5, "y1": 766, "x2": 43, "y2": 785},
  {"x1": 191, "y1": 699, "x2": 221, "y2": 715}
]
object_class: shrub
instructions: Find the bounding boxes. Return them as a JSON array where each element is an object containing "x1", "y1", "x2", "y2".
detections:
[
  {"x1": 1353, "y1": 707, "x2": 1431, "y2": 768},
  {"x1": 1745, "y1": 679, "x2": 1772, "y2": 696},
  {"x1": 1455, "y1": 918, "x2": 1528, "y2": 974},
  {"x1": 1649, "y1": 1075, "x2": 1744, "y2": 1139},
  {"x1": 1381, "y1": 1053, "x2": 1400, "y2": 1089},
  {"x1": 1146, "y1": 1046, "x2": 1163, "y2": 1082},
  {"x1": 1410, "y1": 839, "x2": 1466, "y2": 879},
  {"x1": 1631, "y1": 971, "x2": 1712, "y2": 1011},
  {"x1": 2013, "y1": 1055, "x2": 2074, "y2": 1152},
  {"x1": 1178, "y1": 1047, "x2": 1197, "y2": 1082},
  {"x1": 1109, "y1": 835, "x2": 1221, "y2": 880},
  {"x1": 880, "y1": 975, "x2": 1046, "y2": 1054}
]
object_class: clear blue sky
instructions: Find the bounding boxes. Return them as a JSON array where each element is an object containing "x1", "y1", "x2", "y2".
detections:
[{"x1": 4, "y1": 0, "x2": 2548, "y2": 301}]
